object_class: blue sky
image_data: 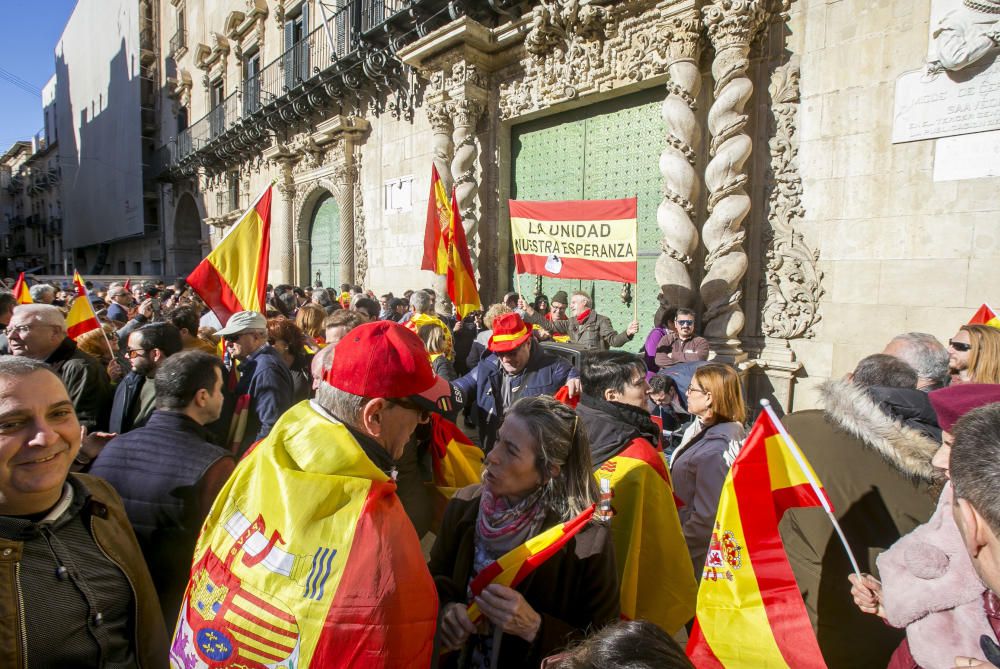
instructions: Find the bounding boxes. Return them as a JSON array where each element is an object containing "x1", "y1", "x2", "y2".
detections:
[{"x1": 0, "y1": 0, "x2": 78, "y2": 150}]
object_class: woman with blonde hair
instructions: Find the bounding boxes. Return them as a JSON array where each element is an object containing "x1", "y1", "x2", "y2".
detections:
[
  {"x1": 418, "y1": 322, "x2": 457, "y2": 381},
  {"x1": 430, "y1": 395, "x2": 619, "y2": 668},
  {"x1": 669, "y1": 363, "x2": 747, "y2": 576},
  {"x1": 295, "y1": 303, "x2": 327, "y2": 348}
]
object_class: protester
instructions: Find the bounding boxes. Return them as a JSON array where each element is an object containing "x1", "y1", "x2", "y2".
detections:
[
  {"x1": 90, "y1": 351, "x2": 234, "y2": 623},
  {"x1": 216, "y1": 310, "x2": 294, "y2": 454},
  {"x1": 75, "y1": 323, "x2": 126, "y2": 384},
  {"x1": 165, "y1": 304, "x2": 218, "y2": 354},
  {"x1": 295, "y1": 303, "x2": 327, "y2": 347},
  {"x1": 29, "y1": 283, "x2": 56, "y2": 304},
  {"x1": 847, "y1": 383, "x2": 1000, "y2": 669},
  {"x1": 8, "y1": 304, "x2": 111, "y2": 431},
  {"x1": 549, "y1": 291, "x2": 639, "y2": 351},
  {"x1": 266, "y1": 316, "x2": 313, "y2": 403},
  {"x1": 453, "y1": 312, "x2": 579, "y2": 452},
  {"x1": 110, "y1": 322, "x2": 183, "y2": 435},
  {"x1": 418, "y1": 322, "x2": 458, "y2": 381},
  {"x1": 546, "y1": 619, "x2": 695, "y2": 669},
  {"x1": 883, "y1": 332, "x2": 950, "y2": 391},
  {"x1": 533, "y1": 294, "x2": 551, "y2": 319},
  {"x1": 780, "y1": 353, "x2": 941, "y2": 669},
  {"x1": 0, "y1": 291, "x2": 14, "y2": 354},
  {"x1": 171, "y1": 321, "x2": 449, "y2": 666},
  {"x1": 352, "y1": 295, "x2": 381, "y2": 321},
  {"x1": 549, "y1": 291, "x2": 569, "y2": 321},
  {"x1": 106, "y1": 285, "x2": 133, "y2": 323},
  {"x1": 466, "y1": 302, "x2": 513, "y2": 371},
  {"x1": 654, "y1": 307, "x2": 710, "y2": 369},
  {"x1": 669, "y1": 362, "x2": 747, "y2": 575},
  {"x1": 948, "y1": 324, "x2": 1000, "y2": 384},
  {"x1": 388, "y1": 297, "x2": 408, "y2": 321},
  {"x1": 405, "y1": 290, "x2": 454, "y2": 358},
  {"x1": 951, "y1": 405, "x2": 1000, "y2": 668},
  {"x1": 0, "y1": 356, "x2": 167, "y2": 664},
  {"x1": 642, "y1": 298, "x2": 677, "y2": 374},
  {"x1": 575, "y1": 350, "x2": 697, "y2": 632},
  {"x1": 323, "y1": 308, "x2": 366, "y2": 346},
  {"x1": 430, "y1": 395, "x2": 619, "y2": 668}
]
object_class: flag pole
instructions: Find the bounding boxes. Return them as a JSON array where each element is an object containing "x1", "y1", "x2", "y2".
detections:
[
  {"x1": 633, "y1": 199, "x2": 639, "y2": 323},
  {"x1": 760, "y1": 399, "x2": 863, "y2": 579}
]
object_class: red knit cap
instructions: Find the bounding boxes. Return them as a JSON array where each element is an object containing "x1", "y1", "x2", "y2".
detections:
[{"x1": 928, "y1": 383, "x2": 1000, "y2": 432}]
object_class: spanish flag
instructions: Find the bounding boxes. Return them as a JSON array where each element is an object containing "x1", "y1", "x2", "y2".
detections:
[
  {"x1": 404, "y1": 312, "x2": 454, "y2": 360},
  {"x1": 187, "y1": 185, "x2": 272, "y2": 323},
  {"x1": 428, "y1": 414, "x2": 482, "y2": 499},
  {"x1": 421, "y1": 164, "x2": 451, "y2": 275},
  {"x1": 446, "y1": 190, "x2": 481, "y2": 318},
  {"x1": 171, "y1": 401, "x2": 438, "y2": 668},
  {"x1": 466, "y1": 504, "x2": 596, "y2": 624},
  {"x1": 65, "y1": 270, "x2": 101, "y2": 340},
  {"x1": 686, "y1": 407, "x2": 829, "y2": 668},
  {"x1": 969, "y1": 303, "x2": 1000, "y2": 329},
  {"x1": 11, "y1": 272, "x2": 31, "y2": 304},
  {"x1": 596, "y1": 439, "x2": 697, "y2": 634}
]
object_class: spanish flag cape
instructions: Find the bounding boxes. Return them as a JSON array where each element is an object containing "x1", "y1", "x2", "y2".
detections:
[
  {"x1": 595, "y1": 437, "x2": 697, "y2": 634},
  {"x1": 428, "y1": 413, "x2": 483, "y2": 499},
  {"x1": 170, "y1": 401, "x2": 438, "y2": 668},
  {"x1": 686, "y1": 407, "x2": 829, "y2": 668}
]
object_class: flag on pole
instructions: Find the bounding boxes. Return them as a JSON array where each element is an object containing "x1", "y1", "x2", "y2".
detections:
[
  {"x1": 686, "y1": 408, "x2": 830, "y2": 668},
  {"x1": 509, "y1": 198, "x2": 638, "y2": 283},
  {"x1": 187, "y1": 185, "x2": 272, "y2": 323},
  {"x1": 11, "y1": 272, "x2": 32, "y2": 304},
  {"x1": 969, "y1": 303, "x2": 1000, "y2": 329},
  {"x1": 446, "y1": 190, "x2": 481, "y2": 318},
  {"x1": 421, "y1": 164, "x2": 451, "y2": 275},
  {"x1": 595, "y1": 439, "x2": 697, "y2": 634},
  {"x1": 65, "y1": 270, "x2": 101, "y2": 340},
  {"x1": 466, "y1": 504, "x2": 596, "y2": 624}
]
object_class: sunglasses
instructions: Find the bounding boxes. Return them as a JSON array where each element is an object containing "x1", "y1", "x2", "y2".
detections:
[
  {"x1": 388, "y1": 398, "x2": 431, "y2": 423},
  {"x1": 949, "y1": 339, "x2": 971, "y2": 352},
  {"x1": 676, "y1": 320, "x2": 695, "y2": 326},
  {"x1": 223, "y1": 334, "x2": 242, "y2": 343}
]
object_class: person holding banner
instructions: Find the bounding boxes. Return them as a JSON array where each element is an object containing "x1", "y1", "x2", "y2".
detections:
[{"x1": 429, "y1": 395, "x2": 619, "y2": 668}]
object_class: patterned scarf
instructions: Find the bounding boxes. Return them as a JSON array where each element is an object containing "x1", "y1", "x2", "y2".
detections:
[{"x1": 474, "y1": 484, "x2": 547, "y2": 573}]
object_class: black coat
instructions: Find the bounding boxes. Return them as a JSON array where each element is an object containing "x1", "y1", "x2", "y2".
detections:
[{"x1": 429, "y1": 485, "x2": 619, "y2": 668}]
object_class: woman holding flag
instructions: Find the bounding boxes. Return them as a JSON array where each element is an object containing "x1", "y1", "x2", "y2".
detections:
[{"x1": 429, "y1": 395, "x2": 619, "y2": 668}]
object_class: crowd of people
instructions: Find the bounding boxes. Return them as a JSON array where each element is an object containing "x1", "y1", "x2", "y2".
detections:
[{"x1": 1, "y1": 273, "x2": 999, "y2": 668}]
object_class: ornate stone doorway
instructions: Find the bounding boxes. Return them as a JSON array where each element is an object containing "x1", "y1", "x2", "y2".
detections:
[
  {"x1": 509, "y1": 88, "x2": 666, "y2": 338},
  {"x1": 308, "y1": 193, "x2": 341, "y2": 289}
]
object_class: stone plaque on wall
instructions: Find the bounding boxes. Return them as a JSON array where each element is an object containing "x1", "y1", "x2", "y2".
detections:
[{"x1": 892, "y1": 0, "x2": 1000, "y2": 144}]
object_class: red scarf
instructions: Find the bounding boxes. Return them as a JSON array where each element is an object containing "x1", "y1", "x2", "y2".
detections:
[{"x1": 576, "y1": 309, "x2": 591, "y2": 324}]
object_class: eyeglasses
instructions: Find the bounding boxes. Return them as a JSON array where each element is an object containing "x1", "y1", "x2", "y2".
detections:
[
  {"x1": 676, "y1": 320, "x2": 695, "y2": 326},
  {"x1": 4, "y1": 324, "x2": 57, "y2": 338},
  {"x1": 686, "y1": 385, "x2": 709, "y2": 396},
  {"x1": 949, "y1": 339, "x2": 972, "y2": 352},
  {"x1": 124, "y1": 348, "x2": 149, "y2": 360},
  {"x1": 388, "y1": 398, "x2": 431, "y2": 423}
]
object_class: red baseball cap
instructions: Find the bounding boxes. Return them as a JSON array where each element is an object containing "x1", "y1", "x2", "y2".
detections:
[
  {"x1": 326, "y1": 320, "x2": 459, "y2": 413},
  {"x1": 488, "y1": 313, "x2": 532, "y2": 352}
]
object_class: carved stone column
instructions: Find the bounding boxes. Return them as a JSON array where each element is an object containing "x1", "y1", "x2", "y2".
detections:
[
  {"x1": 700, "y1": 0, "x2": 766, "y2": 362},
  {"x1": 656, "y1": 11, "x2": 705, "y2": 309},
  {"x1": 426, "y1": 100, "x2": 454, "y2": 304},
  {"x1": 274, "y1": 164, "x2": 297, "y2": 285},
  {"x1": 332, "y1": 162, "x2": 358, "y2": 286},
  {"x1": 448, "y1": 63, "x2": 487, "y2": 272}
]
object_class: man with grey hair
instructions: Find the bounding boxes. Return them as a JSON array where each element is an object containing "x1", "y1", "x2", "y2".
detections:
[
  {"x1": 882, "y1": 332, "x2": 950, "y2": 392},
  {"x1": 28, "y1": 283, "x2": 56, "y2": 304},
  {"x1": 106, "y1": 285, "x2": 134, "y2": 323},
  {"x1": 171, "y1": 321, "x2": 452, "y2": 666},
  {"x1": 541, "y1": 290, "x2": 639, "y2": 351},
  {"x1": 7, "y1": 304, "x2": 111, "y2": 431}
]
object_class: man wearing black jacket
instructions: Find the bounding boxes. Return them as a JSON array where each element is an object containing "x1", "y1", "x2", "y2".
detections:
[{"x1": 109, "y1": 322, "x2": 183, "y2": 434}]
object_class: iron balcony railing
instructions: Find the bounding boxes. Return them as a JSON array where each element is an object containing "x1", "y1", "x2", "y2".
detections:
[
  {"x1": 169, "y1": 28, "x2": 186, "y2": 56},
  {"x1": 170, "y1": 0, "x2": 404, "y2": 165}
]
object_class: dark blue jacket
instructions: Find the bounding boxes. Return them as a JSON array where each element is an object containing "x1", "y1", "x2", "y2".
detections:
[
  {"x1": 235, "y1": 344, "x2": 294, "y2": 454},
  {"x1": 453, "y1": 342, "x2": 577, "y2": 452},
  {"x1": 108, "y1": 370, "x2": 147, "y2": 435}
]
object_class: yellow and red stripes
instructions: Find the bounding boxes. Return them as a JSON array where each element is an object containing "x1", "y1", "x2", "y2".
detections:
[
  {"x1": 422, "y1": 164, "x2": 452, "y2": 275},
  {"x1": 12, "y1": 272, "x2": 32, "y2": 304},
  {"x1": 188, "y1": 186, "x2": 272, "y2": 323},
  {"x1": 65, "y1": 270, "x2": 101, "y2": 340},
  {"x1": 446, "y1": 189, "x2": 481, "y2": 318},
  {"x1": 687, "y1": 411, "x2": 828, "y2": 668},
  {"x1": 969, "y1": 303, "x2": 1000, "y2": 329}
]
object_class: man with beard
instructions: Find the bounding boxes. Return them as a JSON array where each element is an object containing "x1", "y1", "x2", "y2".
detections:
[
  {"x1": 110, "y1": 322, "x2": 183, "y2": 434},
  {"x1": 575, "y1": 350, "x2": 697, "y2": 634}
]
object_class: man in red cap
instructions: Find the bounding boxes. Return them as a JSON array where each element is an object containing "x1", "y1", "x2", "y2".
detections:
[
  {"x1": 171, "y1": 321, "x2": 453, "y2": 668},
  {"x1": 453, "y1": 312, "x2": 579, "y2": 452}
]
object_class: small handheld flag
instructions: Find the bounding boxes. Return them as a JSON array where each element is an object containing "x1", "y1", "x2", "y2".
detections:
[{"x1": 11, "y1": 272, "x2": 32, "y2": 304}]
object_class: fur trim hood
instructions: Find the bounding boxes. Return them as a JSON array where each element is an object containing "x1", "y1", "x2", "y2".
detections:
[{"x1": 818, "y1": 379, "x2": 940, "y2": 483}]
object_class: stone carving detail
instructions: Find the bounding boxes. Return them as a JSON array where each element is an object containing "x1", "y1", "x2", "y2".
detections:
[
  {"x1": 656, "y1": 11, "x2": 705, "y2": 309},
  {"x1": 331, "y1": 162, "x2": 357, "y2": 286},
  {"x1": 761, "y1": 61, "x2": 823, "y2": 339},
  {"x1": 353, "y1": 177, "x2": 367, "y2": 286},
  {"x1": 448, "y1": 98, "x2": 484, "y2": 270},
  {"x1": 499, "y1": 3, "x2": 699, "y2": 121},
  {"x1": 700, "y1": 0, "x2": 767, "y2": 358},
  {"x1": 427, "y1": 101, "x2": 454, "y2": 190}
]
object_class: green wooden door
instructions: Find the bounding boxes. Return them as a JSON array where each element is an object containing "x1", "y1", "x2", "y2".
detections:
[
  {"x1": 511, "y1": 88, "x2": 664, "y2": 349},
  {"x1": 310, "y1": 195, "x2": 340, "y2": 288}
]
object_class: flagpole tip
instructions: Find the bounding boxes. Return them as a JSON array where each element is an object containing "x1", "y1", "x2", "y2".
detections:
[{"x1": 759, "y1": 398, "x2": 771, "y2": 408}]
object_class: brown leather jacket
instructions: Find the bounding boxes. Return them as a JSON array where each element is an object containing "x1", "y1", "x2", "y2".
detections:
[{"x1": 0, "y1": 474, "x2": 168, "y2": 668}]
